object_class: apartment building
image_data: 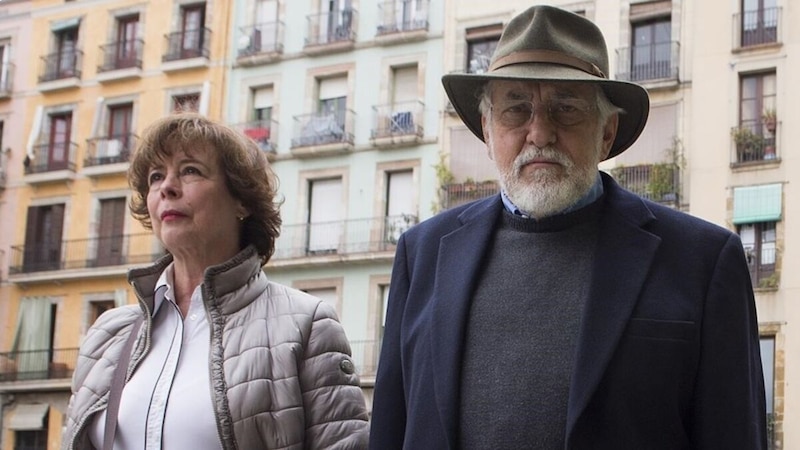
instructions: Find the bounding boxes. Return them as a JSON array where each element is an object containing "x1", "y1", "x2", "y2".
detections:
[
  {"x1": 440, "y1": 0, "x2": 793, "y2": 448},
  {"x1": 226, "y1": 0, "x2": 444, "y2": 408},
  {"x1": 0, "y1": 0, "x2": 233, "y2": 448}
]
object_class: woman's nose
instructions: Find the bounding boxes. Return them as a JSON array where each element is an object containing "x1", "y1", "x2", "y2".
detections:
[{"x1": 159, "y1": 173, "x2": 181, "y2": 198}]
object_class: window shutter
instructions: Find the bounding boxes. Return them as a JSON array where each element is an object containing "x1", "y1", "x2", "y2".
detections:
[
  {"x1": 319, "y1": 76, "x2": 347, "y2": 100},
  {"x1": 387, "y1": 170, "x2": 414, "y2": 216}
]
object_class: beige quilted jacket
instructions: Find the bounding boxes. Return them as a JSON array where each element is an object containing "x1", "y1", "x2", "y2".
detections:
[{"x1": 62, "y1": 246, "x2": 369, "y2": 449}]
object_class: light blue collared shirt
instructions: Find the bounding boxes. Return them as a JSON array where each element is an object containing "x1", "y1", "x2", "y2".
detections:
[{"x1": 501, "y1": 172, "x2": 604, "y2": 219}]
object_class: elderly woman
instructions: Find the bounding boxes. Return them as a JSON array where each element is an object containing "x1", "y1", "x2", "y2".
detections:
[{"x1": 63, "y1": 114, "x2": 369, "y2": 449}]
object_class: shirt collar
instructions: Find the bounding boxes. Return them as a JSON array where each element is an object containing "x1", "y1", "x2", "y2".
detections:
[
  {"x1": 153, "y1": 263, "x2": 175, "y2": 316},
  {"x1": 501, "y1": 172, "x2": 604, "y2": 219}
]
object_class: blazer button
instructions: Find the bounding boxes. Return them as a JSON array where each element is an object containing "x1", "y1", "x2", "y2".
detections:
[{"x1": 339, "y1": 359, "x2": 355, "y2": 375}]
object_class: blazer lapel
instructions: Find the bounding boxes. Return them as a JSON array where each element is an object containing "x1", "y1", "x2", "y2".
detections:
[
  {"x1": 566, "y1": 177, "x2": 662, "y2": 440},
  {"x1": 430, "y1": 197, "x2": 502, "y2": 447}
]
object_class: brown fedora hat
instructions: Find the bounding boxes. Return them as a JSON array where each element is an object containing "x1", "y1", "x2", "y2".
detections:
[{"x1": 442, "y1": 5, "x2": 649, "y2": 159}]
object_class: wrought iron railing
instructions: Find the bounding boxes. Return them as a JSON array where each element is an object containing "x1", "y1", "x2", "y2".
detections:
[
  {"x1": 291, "y1": 109, "x2": 355, "y2": 148},
  {"x1": 349, "y1": 339, "x2": 382, "y2": 377},
  {"x1": 234, "y1": 119, "x2": 278, "y2": 153},
  {"x1": 85, "y1": 134, "x2": 138, "y2": 167},
  {"x1": 162, "y1": 28, "x2": 211, "y2": 62},
  {"x1": 376, "y1": 0, "x2": 429, "y2": 35},
  {"x1": 371, "y1": 100, "x2": 424, "y2": 139},
  {"x1": 615, "y1": 41, "x2": 679, "y2": 82},
  {"x1": 610, "y1": 163, "x2": 681, "y2": 205},
  {"x1": 440, "y1": 180, "x2": 499, "y2": 210},
  {"x1": 39, "y1": 50, "x2": 83, "y2": 83},
  {"x1": 306, "y1": 9, "x2": 358, "y2": 46},
  {"x1": 733, "y1": 6, "x2": 781, "y2": 49},
  {"x1": 9, "y1": 233, "x2": 162, "y2": 274},
  {"x1": 0, "y1": 347, "x2": 79, "y2": 382},
  {"x1": 272, "y1": 215, "x2": 417, "y2": 260},
  {"x1": 98, "y1": 38, "x2": 143, "y2": 72},
  {"x1": 238, "y1": 21, "x2": 284, "y2": 57},
  {"x1": 25, "y1": 142, "x2": 78, "y2": 174},
  {"x1": 732, "y1": 121, "x2": 777, "y2": 164}
]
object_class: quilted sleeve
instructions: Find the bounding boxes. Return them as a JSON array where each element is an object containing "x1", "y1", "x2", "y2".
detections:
[{"x1": 298, "y1": 301, "x2": 369, "y2": 449}]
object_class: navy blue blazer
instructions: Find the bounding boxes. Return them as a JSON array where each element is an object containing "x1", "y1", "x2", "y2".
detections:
[{"x1": 370, "y1": 173, "x2": 767, "y2": 449}]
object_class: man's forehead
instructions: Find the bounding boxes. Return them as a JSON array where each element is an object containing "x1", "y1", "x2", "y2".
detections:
[{"x1": 489, "y1": 80, "x2": 594, "y2": 99}]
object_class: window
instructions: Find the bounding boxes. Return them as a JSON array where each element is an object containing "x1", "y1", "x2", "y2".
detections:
[
  {"x1": 741, "y1": 0, "x2": 778, "y2": 47},
  {"x1": 321, "y1": 0, "x2": 353, "y2": 43},
  {"x1": 89, "y1": 299, "x2": 116, "y2": 325},
  {"x1": 465, "y1": 24, "x2": 502, "y2": 74},
  {"x1": 389, "y1": 65, "x2": 418, "y2": 134},
  {"x1": 385, "y1": 170, "x2": 414, "y2": 243},
  {"x1": 304, "y1": 287, "x2": 339, "y2": 314},
  {"x1": 46, "y1": 112, "x2": 72, "y2": 171},
  {"x1": 180, "y1": 4, "x2": 206, "y2": 58},
  {"x1": 245, "y1": 87, "x2": 273, "y2": 149},
  {"x1": 55, "y1": 26, "x2": 78, "y2": 78},
  {"x1": 95, "y1": 197, "x2": 126, "y2": 266},
  {"x1": 738, "y1": 222, "x2": 776, "y2": 287},
  {"x1": 252, "y1": 0, "x2": 279, "y2": 52},
  {"x1": 0, "y1": 41, "x2": 11, "y2": 93},
  {"x1": 115, "y1": 15, "x2": 140, "y2": 68},
  {"x1": 104, "y1": 103, "x2": 133, "y2": 162},
  {"x1": 23, "y1": 204, "x2": 65, "y2": 272},
  {"x1": 172, "y1": 93, "x2": 200, "y2": 113},
  {"x1": 319, "y1": 76, "x2": 347, "y2": 132},
  {"x1": 307, "y1": 178, "x2": 343, "y2": 254},
  {"x1": 631, "y1": 18, "x2": 671, "y2": 81},
  {"x1": 253, "y1": 86, "x2": 273, "y2": 122},
  {"x1": 11, "y1": 297, "x2": 56, "y2": 380},
  {"x1": 736, "y1": 72, "x2": 776, "y2": 162},
  {"x1": 733, "y1": 183, "x2": 781, "y2": 287}
]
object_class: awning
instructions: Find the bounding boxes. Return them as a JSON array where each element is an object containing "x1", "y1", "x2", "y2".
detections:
[
  {"x1": 51, "y1": 17, "x2": 81, "y2": 32},
  {"x1": 733, "y1": 183, "x2": 782, "y2": 224},
  {"x1": 8, "y1": 403, "x2": 49, "y2": 430}
]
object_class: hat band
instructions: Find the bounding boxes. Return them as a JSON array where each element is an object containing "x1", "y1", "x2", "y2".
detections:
[{"x1": 489, "y1": 49, "x2": 606, "y2": 79}]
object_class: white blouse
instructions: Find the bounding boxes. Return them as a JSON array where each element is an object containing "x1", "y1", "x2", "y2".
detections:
[{"x1": 89, "y1": 264, "x2": 223, "y2": 450}]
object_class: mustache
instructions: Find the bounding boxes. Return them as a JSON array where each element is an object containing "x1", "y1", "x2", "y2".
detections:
[{"x1": 513, "y1": 146, "x2": 573, "y2": 171}]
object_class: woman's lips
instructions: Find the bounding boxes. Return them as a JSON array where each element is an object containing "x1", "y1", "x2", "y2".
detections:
[{"x1": 160, "y1": 210, "x2": 186, "y2": 221}]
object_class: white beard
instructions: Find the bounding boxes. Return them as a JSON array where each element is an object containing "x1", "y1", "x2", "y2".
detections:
[{"x1": 489, "y1": 134, "x2": 603, "y2": 219}]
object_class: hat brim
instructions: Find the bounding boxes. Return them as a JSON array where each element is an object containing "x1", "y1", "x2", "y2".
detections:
[{"x1": 442, "y1": 63, "x2": 650, "y2": 160}]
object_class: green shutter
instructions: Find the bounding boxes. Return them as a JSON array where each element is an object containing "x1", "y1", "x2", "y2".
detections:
[{"x1": 733, "y1": 184, "x2": 782, "y2": 224}]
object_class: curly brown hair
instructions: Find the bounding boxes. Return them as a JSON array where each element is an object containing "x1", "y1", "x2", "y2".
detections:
[{"x1": 128, "y1": 113, "x2": 282, "y2": 264}]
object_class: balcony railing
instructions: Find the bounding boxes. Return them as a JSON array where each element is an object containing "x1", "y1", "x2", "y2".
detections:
[
  {"x1": 163, "y1": 28, "x2": 211, "y2": 62},
  {"x1": 349, "y1": 339, "x2": 382, "y2": 377},
  {"x1": 745, "y1": 245, "x2": 777, "y2": 289},
  {"x1": 0, "y1": 348, "x2": 78, "y2": 382},
  {"x1": 732, "y1": 121, "x2": 778, "y2": 164},
  {"x1": 9, "y1": 233, "x2": 162, "y2": 275},
  {"x1": 98, "y1": 39, "x2": 143, "y2": 72},
  {"x1": 238, "y1": 22, "x2": 285, "y2": 58},
  {"x1": 272, "y1": 214, "x2": 417, "y2": 261},
  {"x1": 371, "y1": 100, "x2": 424, "y2": 139},
  {"x1": 441, "y1": 180, "x2": 500, "y2": 210},
  {"x1": 376, "y1": 0, "x2": 429, "y2": 35},
  {"x1": 39, "y1": 50, "x2": 83, "y2": 83},
  {"x1": 85, "y1": 134, "x2": 137, "y2": 167},
  {"x1": 306, "y1": 9, "x2": 358, "y2": 46},
  {"x1": 615, "y1": 41, "x2": 679, "y2": 83},
  {"x1": 235, "y1": 119, "x2": 278, "y2": 153},
  {"x1": 25, "y1": 142, "x2": 78, "y2": 174},
  {"x1": 291, "y1": 109, "x2": 355, "y2": 148},
  {"x1": 609, "y1": 163, "x2": 680, "y2": 205},
  {"x1": 734, "y1": 7, "x2": 781, "y2": 49},
  {"x1": 0, "y1": 62, "x2": 14, "y2": 96}
]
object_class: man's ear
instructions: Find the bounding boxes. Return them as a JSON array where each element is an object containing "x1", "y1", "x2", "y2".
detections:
[
  {"x1": 481, "y1": 115, "x2": 494, "y2": 160},
  {"x1": 600, "y1": 113, "x2": 619, "y2": 160}
]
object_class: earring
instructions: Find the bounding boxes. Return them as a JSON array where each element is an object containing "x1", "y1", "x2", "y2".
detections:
[{"x1": 237, "y1": 216, "x2": 244, "y2": 221}]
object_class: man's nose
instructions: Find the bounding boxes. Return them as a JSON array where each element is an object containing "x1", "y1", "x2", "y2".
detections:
[{"x1": 524, "y1": 106, "x2": 558, "y2": 148}]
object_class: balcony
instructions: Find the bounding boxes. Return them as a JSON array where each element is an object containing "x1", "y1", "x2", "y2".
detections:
[
  {"x1": 0, "y1": 348, "x2": 78, "y2": 383},
  {"x1": 609, "y1": 163, "x2": 680, "y2": 206},
  {"x1": 9, "y1": 233, "x2": 162, "y2": 284},
  {"x1": 304, "y1": 9, "x2": 357, "y2": 55},
  {"x1": 162, "y1": 28, "x2": 211, "y2": 72},
  {"x1": 371, "y1": 100, "x2": 424, "y2": 147},
  {"x1": 270, "y1": 215, "x2": 417, "y2": 266},
  {"x1": 0, "y1": 62, "x2": 14, "y2": 99},
  {"x1": 235, "y1": 119, "x2": 278, "y2": 157},
  {"x1": 731, "y1": 121, "x2": 779, "y2": 166},
  {"x1": 440, "y1": 180, "x2": 499, "y2": 210},
  {"x1": 97, "y1": 39, "x2": 143, "y2": 83},
  {"x1": 349, "y1": 339, "x2": 381, "y2": 379},
  {"x1": 38, "y1": 50, "x2": 82, "y2": 91},
  {"x1": 615, "y1": 41, "x2": 679, "y2": 85},
  {"x1": 84, "y1": 134, "x2": 137, "y2": 177},
  {"x1": 745, "y1": 245, "x2": 777, "y2": 289},
  {"x1": 375, "y1": 0, "x2": 429, "y2": 44},
  {"x1": 236, "y1": 21, "x2": 284, "y2": 65},
  {"x1": 290, "y1": 110, "x2": 355, "y2": 157},
  {"x1": 24, "y1": 142, "x2": 78, "y2": 183},
  {"x1": 733, "y1": 7, "x2": 781, "y2": 50}
]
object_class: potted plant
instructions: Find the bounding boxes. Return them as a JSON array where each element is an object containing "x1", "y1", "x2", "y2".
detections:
[
  {"x1": 763, "y1": 109, "x2": 777, "y2": 134},
  {"x1": 731, "y1": 126, "x2": 764, "y2": 160}
]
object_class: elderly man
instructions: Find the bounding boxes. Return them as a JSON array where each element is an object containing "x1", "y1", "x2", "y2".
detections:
[{"x1": 369, "y1": 5, "x2": 766, "y2": 450}]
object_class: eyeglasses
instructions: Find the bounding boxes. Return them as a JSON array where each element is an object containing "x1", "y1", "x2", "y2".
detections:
[{"x1": 490, "y1": 98, "x2": 597, "y2": 129}]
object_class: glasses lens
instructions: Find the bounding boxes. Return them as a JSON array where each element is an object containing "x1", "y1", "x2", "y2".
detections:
[
  {"x1": 496, "y1": 101, "x2": 534, "y2": 128},
  {"x1": 492, "y1": 99, "x2": 594, "y2": 128},
  {"x1": 550, "y1": 99, "x2": 592, "y2": 126}
]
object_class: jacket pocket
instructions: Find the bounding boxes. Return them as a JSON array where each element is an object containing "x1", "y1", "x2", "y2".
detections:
[{"x1": 624, "y1": 318, "x2": 696, "y2": 342}]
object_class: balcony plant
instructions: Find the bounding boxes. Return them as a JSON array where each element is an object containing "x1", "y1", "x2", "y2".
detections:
[
  {"x1": 763, "y1": 109, "x2": 777, "y2": 134},
  {"x1": 731, "y1": 126, "x2": 764, "y2": 159}
]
